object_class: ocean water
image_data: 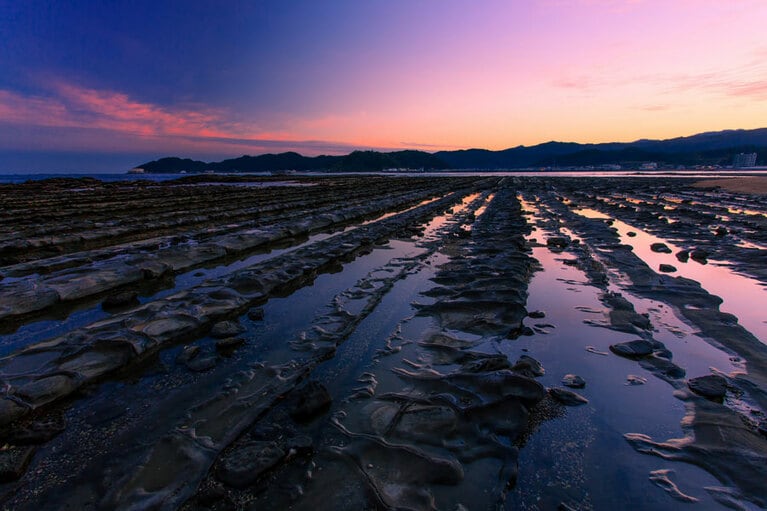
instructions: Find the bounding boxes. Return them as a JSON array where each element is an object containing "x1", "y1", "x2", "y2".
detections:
[{"x1": 0, "y1": 173, "x2": 189, "y2": 184}]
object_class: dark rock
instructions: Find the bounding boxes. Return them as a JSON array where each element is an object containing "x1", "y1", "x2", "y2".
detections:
[
  {"x1": 0, "y1": 399, "x2": 27, "y2": 427},
  {"x1": 210, "y1": 321, "x2": 245, "y2": 339},
  {"x1": 288, "y1": 381, "x2": 332, "y2": 421},
  {"x1": 690, "y1": 249, "x2": 708, "y2": 264},
  {"x1": 512, "y1": 355, "x2": 545, "y2": 378},
  {"x1": 462, "y1": 355, "x2": 512, "y2": 373},
  {"x1": 639, "y1": 355, "x2": 686, "y2": 380},
  {"x1": 546, "y1": 237, "x2": 570, "y2": 249},
  {"x1": 675, "y1": 250, "x2": 690, "y2": 262},
  {"x1": 216, "y1": 441, "x2": 285, "y2": 488},
  {"x1": 626, "y1": 231, "x2": 637, "y2": 237},
  {"x1": 650, "y1": 242, "x2": 672, "y2": 253},
  {"x1": 609, "y1": 339, "x2": 655, "y2": 359},
  {"x1": 0, "y1": 445, "x2": 35, "y2": 482},
  {"x1": 561, "y1": 374, "x2": 586, "y2": 388},
  {"x1": 562, "y1": 259, "x2": 578, "y2": 266},
  {"x1": 528, "y1": 310, "x2": 546, "y2": 319},
  {"x1": 247, "y1": 307, "x2": 265, "y2": 321},
  {"x1": 658, "y1": 264, "x2": 677, "y2": 273},
  {"x1": 688, "y1": 374, "x2": 727, "y2": 400},
  {"x1": 548, "y1": 387, "x2": 588, "y2": 406},
  {"x1": 102, "y1": 291, "x2": 139, "y2": 309},
  {"x1": 714, "y1": 226, "x2": 728, "y2": 236},
  {"x1": 15, "y1": 375, "x2": 75, "y2": 407}
]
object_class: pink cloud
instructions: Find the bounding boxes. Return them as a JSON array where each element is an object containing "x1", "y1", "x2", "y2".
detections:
[{"x1": 0, "y1": 82, "x2": 300, "y2": 143}]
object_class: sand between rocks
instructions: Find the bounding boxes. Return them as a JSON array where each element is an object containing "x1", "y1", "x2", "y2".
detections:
[{"x1": 693, "y1": 176, "x2": 767, "y2": 195}]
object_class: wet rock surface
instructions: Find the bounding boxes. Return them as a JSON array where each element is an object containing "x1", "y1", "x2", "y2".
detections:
[{"x1": 1, "y1": 175, "x2": 766, "y2": 510}]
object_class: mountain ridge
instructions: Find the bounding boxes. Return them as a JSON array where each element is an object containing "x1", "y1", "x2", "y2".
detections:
[{"x1": 138, "y1": 128, "x2": 767, "y2": 172}]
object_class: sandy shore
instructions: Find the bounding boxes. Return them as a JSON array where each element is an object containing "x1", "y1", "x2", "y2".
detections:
[{"x1": 693, "y1": 176, "x2": 767, "y2": 195}]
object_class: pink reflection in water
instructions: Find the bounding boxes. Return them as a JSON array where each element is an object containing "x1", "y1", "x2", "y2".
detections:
[{"x1": 575, "y1": 208, "x2": 767, "y2": 343}]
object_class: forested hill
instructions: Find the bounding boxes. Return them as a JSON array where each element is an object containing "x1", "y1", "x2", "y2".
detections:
[{"x1": 138, "y1": 128, "x2": 767, "y2": 172}]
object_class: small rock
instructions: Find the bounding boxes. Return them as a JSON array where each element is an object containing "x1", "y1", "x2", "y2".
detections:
[
  {"x1": 561, "y1": 374, "x2": 586, "y2": 388},
  {"x1": 546, "y1": 237, "x2": 570, "y2": 249},
  {"x1": 210, "y1": 321, "x2": 245, "y2": 339},
  {"x1": 247, "y1": 307, "x2": 265, "y2": 321},
  {"x1": 626, "y1": 231, "x2": 637, "y2": 237},
  {"x1": 528, "y1": 310, "x2": 546, "y2": 319},
  {"x1": 548, "y1": 387, "x2": 588, "y2": 406},
  {"x1": 0, "y1": 445, "x2": 36, "y2": 482},
  {"x1": 102, "y1": 291, "x2": 139, "y2": 309},
  {"x1": 217, "y1": 441, "x2": 285, "y2": 488},
  {"x1": 609, "y1": 339, "x2": 655, "y2": 359},
  {"x1": 688, "y1": 374, "x2": 727, "y2": 400},
  {"x1": 690, "y1": 249, "x2": 708, "y2": 264},
  {"x1": 562, "y1": 259, "x2": 578, "y2": 266},
  {"x1": 675, "y1": 250, "x2": 689, "y2": 262},
  {"x1": 650, "y1": 242, "x2": 672, "y2": 253},
  {"x1": 658, "y1": 264, "x2": 677, "y2": 273},
  {"x1": 512, "y1": 355, "x2": 545, "y2": 378},
  {"x1": 714, "y1": 226, "x2": 728, "y2": 236},
  {"x1": 626, "y1": 374, "x2": 647, "y2": 385},
  {"x1": 288, "y1": 381, "x2": 332, "y2": 421}
]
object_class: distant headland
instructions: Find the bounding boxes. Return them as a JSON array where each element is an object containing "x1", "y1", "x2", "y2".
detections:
[{"x1": 137, "y1": 128, "x2": 767, "y2": 173}]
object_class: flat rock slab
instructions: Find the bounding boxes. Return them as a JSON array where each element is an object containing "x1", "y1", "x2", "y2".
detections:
[
  {"x1": 650, "y1": 243, "x2": 672, "y2": 253},
  {"x1": 659, "y1": 264, "x2": 677, "y2": 273}
]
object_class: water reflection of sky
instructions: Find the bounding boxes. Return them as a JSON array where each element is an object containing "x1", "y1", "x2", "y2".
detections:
[{"x1": 574, "y1": 208, "x2": 767, "y2": 343}]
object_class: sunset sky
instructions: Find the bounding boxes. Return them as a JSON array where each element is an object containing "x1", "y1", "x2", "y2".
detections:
[{"x1": 2, "y1": 0, "x2": 767, "y2": 172}]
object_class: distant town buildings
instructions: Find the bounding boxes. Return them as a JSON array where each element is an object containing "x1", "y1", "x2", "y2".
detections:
[
  {"x1": 733, "y1": 152, "x2": 757, "y2": 168},
  {"x1": 639, "y1": 162, "x2": 658, "y2": 170}
]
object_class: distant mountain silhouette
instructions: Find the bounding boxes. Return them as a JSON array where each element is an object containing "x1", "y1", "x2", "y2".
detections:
[{"x1": 138, "y1": 128, "x2": 767, "y2": 172}]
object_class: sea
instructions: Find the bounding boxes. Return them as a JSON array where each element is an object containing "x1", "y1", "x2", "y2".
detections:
[{"x1": 2, "y1": 169, "x2": 767, "y2": 184}]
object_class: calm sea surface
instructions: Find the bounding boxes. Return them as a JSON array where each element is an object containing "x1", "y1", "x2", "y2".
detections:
[{"x1": 1, "y1": 169, "x2": 766, "y2": 184}]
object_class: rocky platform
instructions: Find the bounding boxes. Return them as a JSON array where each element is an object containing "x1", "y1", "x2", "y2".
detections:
[{"x1": 0, "y1": 175, "x2": 765, "y2": 510}]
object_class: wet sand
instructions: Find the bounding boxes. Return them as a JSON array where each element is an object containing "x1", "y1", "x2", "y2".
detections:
[
  {"x1": 693, "y1": 176, "x2": 767, "y2": 195},
  {"x1": 0, "y1": 175, "x2": 765, "y2": 510}
]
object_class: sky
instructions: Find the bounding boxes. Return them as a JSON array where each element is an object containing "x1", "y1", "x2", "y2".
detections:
[{"x1": 1, "y1": 0, "x2": 766, "y2": 172}]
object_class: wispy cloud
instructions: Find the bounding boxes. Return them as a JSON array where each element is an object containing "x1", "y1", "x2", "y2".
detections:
[{"x1": 0, "y1": 82, "x2": 377, "y2": 155}]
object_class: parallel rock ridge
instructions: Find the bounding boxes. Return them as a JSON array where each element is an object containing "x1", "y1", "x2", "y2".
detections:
[{"x1": 1, "y1": 175, "x2": 766, "y2": 510}]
